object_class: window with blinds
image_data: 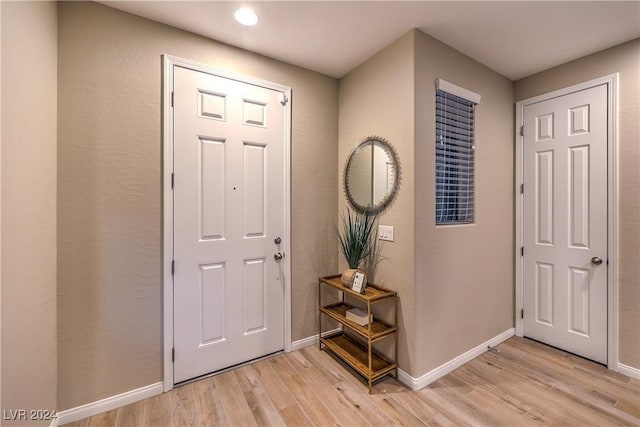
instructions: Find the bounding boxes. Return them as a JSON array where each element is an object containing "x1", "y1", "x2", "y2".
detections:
[{"x1": 435, "y1": 80, "x2": 480, "y2": 225}]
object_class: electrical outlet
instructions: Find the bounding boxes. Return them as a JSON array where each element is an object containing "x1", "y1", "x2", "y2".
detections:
[{"x1": 378, "y1": 225, "x2": 394, "y2": 242}]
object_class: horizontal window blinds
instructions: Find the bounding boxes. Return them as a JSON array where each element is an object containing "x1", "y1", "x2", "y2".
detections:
[{"x1": 436, "y1": 89, "x2": 476, "y2": 224}]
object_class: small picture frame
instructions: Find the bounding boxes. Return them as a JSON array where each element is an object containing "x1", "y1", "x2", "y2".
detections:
[{"x1": 351, "y1": 271, "x2": 367, "y2": 294}]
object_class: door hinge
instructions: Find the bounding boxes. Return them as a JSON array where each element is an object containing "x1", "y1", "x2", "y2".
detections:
[
  {"x1": 172, "y1": 348, "x2": 175, "y2": 362},
  {"x1": 521, "y1": 309, "x2": 524, "y2": 319},
  {"x1": 171, "y1": 91, "x2": 174, "y2": 107},
  {"x1": 279, "y1": 93, "x2": 288, "y2": 106},
  {"x1": 520, "y1": 183, "x2": 524, "y2": 194},
  {"x1": 171, "y1": 260, "x2": 175, "y2": 275},
  {"x1": 520, "y1": 125, "x2": 524, "y2": 136},
  {"x1": 521, "y1": 246, "x2": 524, "y2": 256},
  {"x1": 171, "y1": 172, "x2": 174, "y2": 189}
]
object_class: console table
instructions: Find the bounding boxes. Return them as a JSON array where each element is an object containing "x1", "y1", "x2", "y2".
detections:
[{"x1": 318, "y1": 275, "x2": 398, "y2": 393}]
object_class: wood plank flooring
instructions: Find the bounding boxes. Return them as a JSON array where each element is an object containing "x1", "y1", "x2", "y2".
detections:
[{"x1": 64, "y1": 337, "x2": 640, "y2": 426}]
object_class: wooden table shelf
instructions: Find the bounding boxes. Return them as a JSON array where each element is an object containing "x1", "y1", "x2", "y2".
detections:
[
  {"x1": 318, "y1": 275, "x2": 398, "y2": 393},
  {"x1": 320, "y1": 302, "x2": 397, "y2": 342},
  {"x1": 320, "y1": 332, "x2": 397, "y2": 381}
]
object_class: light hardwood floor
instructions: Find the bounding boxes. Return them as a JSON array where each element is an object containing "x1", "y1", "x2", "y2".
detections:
[{"x1": 64, "y1": 337, "x2": 640, "y2": 426}]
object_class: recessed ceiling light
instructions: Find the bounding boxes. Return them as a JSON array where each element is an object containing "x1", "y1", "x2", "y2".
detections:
[{"x1": 234, "y1": 8, "x2": 258, "y2": 26}]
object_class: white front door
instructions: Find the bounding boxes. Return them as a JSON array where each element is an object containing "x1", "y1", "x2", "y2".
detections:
[
  {"x1": 523, "y1": 84, "x2": 608, "y2": 364},
  {"x1": 173, "y1": 66, "x2": 286, "y2": 383}
]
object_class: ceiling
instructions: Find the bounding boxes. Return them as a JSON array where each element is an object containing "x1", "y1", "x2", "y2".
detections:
[{"x1": 100, "y1": 1, "x2": 640, "y2": 80}]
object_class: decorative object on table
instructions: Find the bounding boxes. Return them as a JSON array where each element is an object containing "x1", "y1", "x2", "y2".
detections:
[
  {"x1": 340, "y1": 268, "x2": 360, "y2": 288},
  {"x1": 337, "y1": 207, "x2": 378, "y2": 288},
  {"x1": 345, "y1": 307, "x2": 372, "y2": 326},
  {"x1": 362, "y1": 225, "x2": 385, "y2": 281},
  {"x1": 351, "y1": 270, "x2": 366, "y2": 293}
]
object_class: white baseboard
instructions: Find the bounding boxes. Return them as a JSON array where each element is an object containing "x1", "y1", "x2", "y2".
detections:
[
  {"x1": 52, "y1": 382, "x2": 163, "y2": 426},
  {"x1": 291, "y1": 328, "x2": 341, "y2": 351},
  {"x1": 398, "y1": 328, "x2": 515, "y2": 391},
  {"x1": 618, "y1": 363, "x2": 640, "y2": 380},
  {"x1": 291, "y1": 334, "x2": 319, "y2": 351}
]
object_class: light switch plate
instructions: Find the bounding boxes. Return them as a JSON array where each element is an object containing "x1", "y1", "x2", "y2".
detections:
[{"x1": 378, "y1": 225, "x2": 394, "y2": 242}]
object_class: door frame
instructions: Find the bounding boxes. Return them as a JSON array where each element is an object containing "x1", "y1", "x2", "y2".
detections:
[
  {"x1": 514, "y1": 74, "x2": 619, "y2": 370},
  {"x1": 161, "y1": 55, "x2": 292, "y2": 392}
]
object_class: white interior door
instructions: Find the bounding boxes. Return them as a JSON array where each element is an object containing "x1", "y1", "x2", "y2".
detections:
[
  {"x1": 173, "y1": 66, "x2": 286, "y2": 383},
  {"x1": 523, "y1": 84, "x2": 608, "y2": 364}
]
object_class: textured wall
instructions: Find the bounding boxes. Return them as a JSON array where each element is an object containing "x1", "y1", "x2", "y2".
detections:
[
  {"x1": 413, "y1": 30, "x2": 515, "y2": 377},
  {"x1": 338, "y1": 29, "x2": 514, "y2": 379},
  {"x1": 338, "y1": 32, "x2": 417, "y2": 373},
  {"x1": 1, "y1": 2, "x2": 3, "y2": 417},
  {"x1": 1, "y1": 1, "x2": 58, "y2": 425},
  {"x1": 58, "y1": 1, "x2": 337, "y2": 409},
  {"x1": 515, "y1": 39, "x2": 640, "y2": 369}
]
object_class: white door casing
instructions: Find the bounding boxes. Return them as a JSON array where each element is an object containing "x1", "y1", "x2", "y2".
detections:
[
  {"x1": 162, "y1": 56, "x2": 291, "y2": 389},
  {"x1": 515, "y1": 74, "x2": 619, "y2": 370}
]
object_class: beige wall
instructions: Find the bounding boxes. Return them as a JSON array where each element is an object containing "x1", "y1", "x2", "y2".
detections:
[
  {"x1": 1, "y1": 1, "x2": 58, "y2": 424},
  {"x1": 413, "y1": 31, "x2": 515, "y2": 376},
  {"x1": 515, "y1": 39, "x2": 640, "y2": 369},
  {"x1": 1, "y1": 1, "x2": 3, "y2": 416},
  {"x1": 57, "y1": 2, "x2": 338, "y2": 409},
  {"x1": 338, "y1": 32, "x2": 417, "y2": 373},
  {"x1": 338, "y1": 29, "x2": 514, "y2": 379}
]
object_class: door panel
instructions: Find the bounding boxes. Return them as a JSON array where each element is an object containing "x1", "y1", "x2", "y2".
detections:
[
  {"x1": 199, "y1": 263, "x2": 226, "y2": 344},
  {"x1": 568, "y1": 267, "x2": 590, "y2": 336},
  {"x1": 173, "y1": 66, "x2": 285, "y2": 383},
  {"x1": 199, "y1": 137, "x2": 226, "y2": 240},
  {"x1": 535, "y1": 262, "x2": 554, "y2": 326},
  {"x1": 569, "y1": 145, "x2": 590, "y2": 248},
  {"x1": 523, "y1": 84, "x2": 607, "y2": 364},
  {"x1": 243, "y1": 258, "x2": 266, "y2": 333},
  {"x1": 243, "y1": 143, "x2": 266, "y2": 237},
  {"x1": 536, "y1": 150, "x2": 554, "y2": 245}
]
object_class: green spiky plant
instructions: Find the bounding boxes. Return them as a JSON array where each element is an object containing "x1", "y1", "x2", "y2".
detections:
[
  {"x1": 362, "y1": 226, "x2": 385, "y2": 279},
  {"x1": 337, "y1": 208, "x2": 378, "y2": 270}
]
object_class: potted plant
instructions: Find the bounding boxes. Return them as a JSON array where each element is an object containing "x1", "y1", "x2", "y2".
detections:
[{"x1": 337, "y1": 208, "x2": 378, "y2": 287}]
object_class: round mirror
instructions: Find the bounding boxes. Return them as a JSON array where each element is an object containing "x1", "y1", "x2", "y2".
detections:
[{"x1": 344, "y1": 136, "x2": 400, "y2": 214}]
